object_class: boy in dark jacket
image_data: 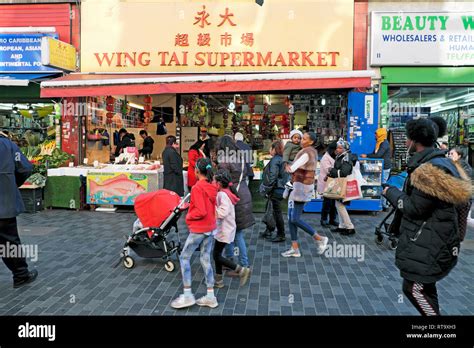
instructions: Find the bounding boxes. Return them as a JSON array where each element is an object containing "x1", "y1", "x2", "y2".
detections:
[
  {"x1": 383, "y1": 118, "x2": 471, "y2": 316},
  {"x1": 0, "y1": 133, "x2": 38, "y2": 288}
]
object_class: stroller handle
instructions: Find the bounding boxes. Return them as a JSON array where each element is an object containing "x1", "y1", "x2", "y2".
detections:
[{"x1": 178, "y1": 193, "x2": 191, "y2": 208}]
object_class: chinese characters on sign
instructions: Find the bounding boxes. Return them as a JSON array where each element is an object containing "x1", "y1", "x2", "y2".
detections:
[{"x1": 190, "y1": 7, "x2": 243, "y2": 47}]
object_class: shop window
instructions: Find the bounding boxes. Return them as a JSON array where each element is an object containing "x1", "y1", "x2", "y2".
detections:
[
  {"x1": 151, "y1": 107, "x2": 174, "y2": 123},
  {"x1": 386, "y1": 86, "x2": 474, "y2": 149}
]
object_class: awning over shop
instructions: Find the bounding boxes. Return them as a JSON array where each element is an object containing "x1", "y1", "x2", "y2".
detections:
[
  {"x1": 0, "y1": 73, "x2": 60, "y2": 87},
  {"x1": 40, "y1": 71, "x2": 376, "y2": 98}
]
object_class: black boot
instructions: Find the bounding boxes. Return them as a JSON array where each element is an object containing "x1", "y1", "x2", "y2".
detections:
[
  {"x1": 341, "y1": 229, "x2": 356, "y2": 236},
  {"x1": 320, "y1": 221, "x2": 331, "y2": 228},
  {"x1": 260, "y1": 229, "x2": 273, "y2": 239},
  {"x1": 271, "y1": 235, "x2": 286, "y2": 243},
  {"x1": 13, "y1": 269, "x2": 38, "y2": 288}
]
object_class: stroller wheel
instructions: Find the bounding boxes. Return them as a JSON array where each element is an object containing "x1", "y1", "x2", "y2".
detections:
[
  {"x1": 375, "y1": 234, "x2": 384, "y2": 245},
  {"x1": 389, "y1": 239, "x2": 398, "y2": 250},
  {"x1": 164, "y1": 261, "x2": 175, "y2": 272},
  {"x1": 123, "y1": 256, "x2": 135, "y2": 269}
]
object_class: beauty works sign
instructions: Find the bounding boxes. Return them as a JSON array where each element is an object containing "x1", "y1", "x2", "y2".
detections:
[
  {"x1": 371, "y1": 12, "x2": 474, "y2": 66},
  {"x1": 80, "y1": 0, "x2": 354, "y2": 73}
]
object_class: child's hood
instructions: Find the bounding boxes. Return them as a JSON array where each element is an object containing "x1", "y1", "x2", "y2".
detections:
[{"x1": 220, "y1": 188, "x2": 240, "y2": 205}]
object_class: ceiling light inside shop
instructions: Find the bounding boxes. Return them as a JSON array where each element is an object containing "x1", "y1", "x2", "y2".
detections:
[
  {"x1": 321, "y1": 97, "x2": 326, "y2": 106},
  {"x1": 28, "y1": 105, "x2": 34, "y2": 114},
  {"x1": 128, "y1": 102, "x2": 144, "y2": 110},
  {"x1": 265, "y1": 95, "x2": 271, "y2": 105},
  {"x1": 12, "y1": 105, "x2": 18, "y2": 114}
]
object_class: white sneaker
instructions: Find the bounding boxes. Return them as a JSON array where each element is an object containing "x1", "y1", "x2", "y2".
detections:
[
  {"x1": 196, "y1": 295, "x2": 219, "y2": 308},
  {"x1": 316, "y1": 236, "x2": 329, "y2": 255},
  {"x1": 281, "y1": 248, "x2": 301, "y2": 258},
  {"x1": 171, "y1": 294, "x2": 196, "y2": 309}
]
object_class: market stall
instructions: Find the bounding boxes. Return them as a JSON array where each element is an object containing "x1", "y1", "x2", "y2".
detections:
[{"x1": 45, "y1": 163, "x2": 163, "y2": 209}]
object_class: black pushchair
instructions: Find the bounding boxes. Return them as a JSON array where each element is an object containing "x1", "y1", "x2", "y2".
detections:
[
  {"x1": 374, "y1": 172, "x2": 408, "y2": 250},
  {"x1": 115, "y1": 190, "x2": 190, "y2": 272}
]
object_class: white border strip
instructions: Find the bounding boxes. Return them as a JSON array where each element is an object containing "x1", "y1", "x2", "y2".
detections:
[
  {"x1": 0, "y1": 27, "x2": 56, "y2": 34},
  {"x1": 0, "y1": 79, "x2": 29, "y2": 87},
  {"x1": 41, "y1": 70, "x2": 376, "y2": 88}
]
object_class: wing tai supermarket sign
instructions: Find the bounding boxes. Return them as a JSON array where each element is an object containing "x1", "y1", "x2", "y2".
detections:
[{"x1": 81, "y1": 0, "x2": 354, "y2": 73}]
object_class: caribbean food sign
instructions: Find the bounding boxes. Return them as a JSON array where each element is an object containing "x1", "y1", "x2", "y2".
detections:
[
  {"x1": 81, "y1": 0, "x2": 354, "y2": 73},
  {"x1": 371, "y1": 12, "x2": 474, "y2": 66}
]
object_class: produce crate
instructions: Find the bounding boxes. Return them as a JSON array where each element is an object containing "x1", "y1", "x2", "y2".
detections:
[
  {"x1": 44, "y1": 176, "x2": 85, "y2": 210},
  {"x1": 20, "y1": 187, "x2": 44, "y2": 214}
]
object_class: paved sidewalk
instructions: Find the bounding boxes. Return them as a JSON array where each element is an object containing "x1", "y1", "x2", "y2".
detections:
[{"x1": 0, "y1": 209, "x2": 473, "y2": 316}]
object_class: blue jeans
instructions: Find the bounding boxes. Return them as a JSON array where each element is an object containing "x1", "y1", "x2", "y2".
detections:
[
  {"x1": 224, "y1": 229, "x2": 249, "y2": 267},
  {"x1": 288, "y1": 200, "x2": 316, "y2": 242},
  {"x1": 179, "y1": 232, "x2": 215, "y2": 288},
  {"x1": 382, "y1": 169, "x2": 391, "y2": 208}
]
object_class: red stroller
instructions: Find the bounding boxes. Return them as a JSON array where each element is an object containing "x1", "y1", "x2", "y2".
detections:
[{"x1": 117, "y1": 190, "x2": 190, "y2": 272}]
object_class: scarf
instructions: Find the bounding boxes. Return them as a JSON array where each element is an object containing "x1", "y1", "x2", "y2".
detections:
[{"x1": 375, "y1": 128, "x2": 388, "y2": 152}]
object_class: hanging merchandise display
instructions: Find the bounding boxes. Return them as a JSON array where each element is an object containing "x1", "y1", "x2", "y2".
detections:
[
  {"x1": 105, "y1": 96, "x2": 115, "y2": 124},
  {"x1": 143, "y1": 95, "x2": 153, "y2": 127}
]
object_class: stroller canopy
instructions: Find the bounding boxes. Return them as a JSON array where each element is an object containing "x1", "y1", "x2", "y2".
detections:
[{"x1": 135, "y1": 189, "x2": 182, "y2": 228}]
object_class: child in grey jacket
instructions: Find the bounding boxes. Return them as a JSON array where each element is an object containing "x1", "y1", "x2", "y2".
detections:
[
  {"x1": 283, "y1": 129, "x2": 303, "y2": 166},
  {"x1": 282, "y1": 129, "x2": 303, "y2": 198}
]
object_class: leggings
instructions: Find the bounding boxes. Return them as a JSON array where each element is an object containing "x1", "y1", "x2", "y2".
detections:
[
  {"x1": 402, "y1": 279, "x2": 440, "y2": 316},
  {"x1": 213, "y1": 240, "x2": 238, "y2": 275}
]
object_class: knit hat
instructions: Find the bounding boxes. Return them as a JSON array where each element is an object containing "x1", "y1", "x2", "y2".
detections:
[
  {"x1": 336, "y1": 138, "x2": 350, "y2": 151},
  {"x1": 234, "y1": 132, "x2": 244, "y2": 142},
  {"x1": 289, "y1": 129, "x2": 303, "y2": 140}
]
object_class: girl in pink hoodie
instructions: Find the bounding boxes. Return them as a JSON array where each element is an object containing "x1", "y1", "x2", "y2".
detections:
[{"x1": 213, "y1": 169, "x2": 251, "y2": 288}]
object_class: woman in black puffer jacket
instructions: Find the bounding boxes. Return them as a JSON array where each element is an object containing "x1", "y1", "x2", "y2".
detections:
[
  {"x1": 383, "y1": 117, "x2": 471, "y2": 316},
  {"x1": 216, "y1": 135, "x2": 255, "y2": 270}
]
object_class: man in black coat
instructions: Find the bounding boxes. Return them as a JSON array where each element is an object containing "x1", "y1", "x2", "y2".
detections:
[
  {"x1": 139, "y1": 130, "x2": 154, "y2": 160},
  {"x1": 162, "y1": 135, "x2": 184, "y2": 196},
  {"x1": 114, "y1": 128, "x2": 135, "y2": 157},
  {"x1": 383, "y1": 118, "x2": 471, "y2": 316},
  {"x1": 0, "y1": 133, "x2": 38, "y2": 288}
]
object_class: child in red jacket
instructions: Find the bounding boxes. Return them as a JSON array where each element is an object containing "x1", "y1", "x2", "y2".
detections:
[{"x1": 171, "y1": 158, "x2": 219, "y2": 309}]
